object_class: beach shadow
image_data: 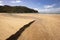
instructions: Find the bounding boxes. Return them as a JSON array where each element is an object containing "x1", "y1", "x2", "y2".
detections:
[{"x1": 6, "y1": 20, "x2": 35, "y2": 40}]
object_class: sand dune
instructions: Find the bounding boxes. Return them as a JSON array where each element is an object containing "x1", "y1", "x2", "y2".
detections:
[{"x1": 0, "y1": 13, "x2": 60, "y2": 40}]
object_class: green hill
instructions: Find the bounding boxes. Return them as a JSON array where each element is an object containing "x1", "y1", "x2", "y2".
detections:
[{"x1": 0, "y1": 5, "x2": 38, "y2": 13}]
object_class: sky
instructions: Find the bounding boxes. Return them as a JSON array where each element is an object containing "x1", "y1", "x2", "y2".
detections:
[{"x1": 0, "y1": 0, "x2": 60, "y2": 13}]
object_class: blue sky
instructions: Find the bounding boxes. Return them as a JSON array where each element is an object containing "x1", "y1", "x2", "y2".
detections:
[{"x1": 0, "y1": 0, "x2": 60, "y2": 13}]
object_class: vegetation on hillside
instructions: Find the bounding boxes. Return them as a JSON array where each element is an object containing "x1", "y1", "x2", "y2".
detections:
[{"x1": 0, "y1": 5, "x2": 38, "y2": 13}]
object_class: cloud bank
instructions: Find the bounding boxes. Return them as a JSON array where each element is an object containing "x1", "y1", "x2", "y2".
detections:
[
  {"x1": 34, "y1": 4, "x2": 60, "y2": 13},
  {"x1": 39, "y1": 8, "x2": 60, "y2": 13},
  {"x1": 44, "y1": 4, "x2": 55, "y2": 9}
]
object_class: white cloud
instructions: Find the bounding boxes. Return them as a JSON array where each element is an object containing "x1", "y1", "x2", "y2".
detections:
[
  {"x1": 33, "y1": 8, "x2": 39, "y2": 10},
  {"x1": 0, "y1": 1, "x2": 2, "y2": 3},
  {"x1": 38, "y1": 7, "x2": 60, "y2": 13},
  {"x1": 0, "y1": 1, "x2": 4, "y2": 6},
  {"x1": 0, "y1": 4, "x2": 3, "y2": 5},
  {"x1": 33, "y1": 7, "x2": 60, "y2": 13},
  {"x1": 11, "y1": 0, "x2": 21, "y2": 3},
  {"x1": 35, "y1": 4, "x2": 60, "y2": 13},
  {"x1": 44, "y1": 4, "x2": 56, "y2": 9}
]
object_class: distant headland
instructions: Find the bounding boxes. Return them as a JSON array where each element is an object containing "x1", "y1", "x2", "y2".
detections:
[{"x1": 0, "y1": 5, "x2": 38, "y2": 13}]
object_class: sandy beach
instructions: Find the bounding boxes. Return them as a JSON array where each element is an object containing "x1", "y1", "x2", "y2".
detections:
[{"x1": 0, "y1": 13, "x2": 60, "y2": 40}]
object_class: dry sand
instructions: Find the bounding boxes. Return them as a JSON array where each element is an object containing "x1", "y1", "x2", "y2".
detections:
[
  {"x1": 0, "y1": 13, "x2": 60, "y2": 40},
  {"x1": 0, "y1": 13, "x2": 34, "y2": 40}
]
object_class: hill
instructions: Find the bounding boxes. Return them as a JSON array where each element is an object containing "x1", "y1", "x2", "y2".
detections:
[{"x1": 0, "y1": 5, "x2": 38, "y2": 13}]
